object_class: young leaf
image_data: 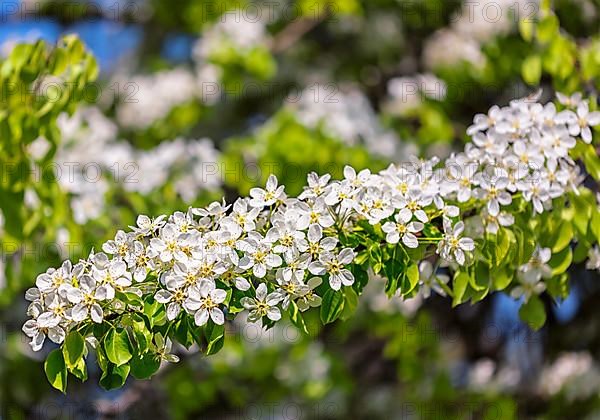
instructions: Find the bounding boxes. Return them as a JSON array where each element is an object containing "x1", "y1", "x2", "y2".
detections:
[
  {"x1": 288, "y1": 301, "x2": 309, "y2": 334},
  {"x1": 204, "y1": 322, "x2": 225, "y2": 356},
  {"x1": 452, "y1": 272, "x2": 470, "y2": 307},
  {"x1": 320, "y1": 289, "x2": 345, "y2": 324},
  {"x1": 100, "y1": 363, "x2": 130, "y2": 390},
  {"x1": 62, "y1": 331, "x2": 85, "y2": 369},
  {"x1": 519, "y1": 296, "x2": 547, "y2": 330},
  {"x1": 130, "y1": 353, "x2": 161, "y2": 380},
  {"x1": 104, "y1": 328, "x2": 133, "y2": 366},
  {"x1": 44, "y1": 349, "x2": 68, "y2": 393}
]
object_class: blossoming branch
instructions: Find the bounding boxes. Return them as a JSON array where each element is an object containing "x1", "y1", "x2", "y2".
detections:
[{"x1": 24, "y1": 92, "x2": 600, "y2": 391}]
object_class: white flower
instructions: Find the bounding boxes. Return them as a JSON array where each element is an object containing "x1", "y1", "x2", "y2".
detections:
[
  {"x1": 149, "y1": 223, "x2": 194, "y2": 263},
  {"x1": 185, "y1": 279, "x2": 227, "y2": 326},
  {"x1": 393, "y1": 189, "x2": 431, "y2": 223},
  {"x1": 507, "y1": 141, "x2": 545, "y2": 171},
  {"x1": 299, "y1": 172, "x2": 331, "y2": 199},
  {"x1": 22, "y1": 316, "x2": 66, "y2": 351},
  {"x1": 472, "y1": 132, "x2": 507, "y2": 157},
  {"x1": 473, "y1": 175, "x2": 512, "y2": 216},
  {"x1": 192, "y1": 199, "x2": 231, "y2": 221},
  {"x1": 343, "y1": 166, "x2": 371, "y2": 188},
  {"x1": 241, "y1": 283, "x2": 283, "y2": 322},
  {"x1": 249, "y1": 175, "x2": 285, "y2": 207},
  {"x1": 306, "y1": 224, "x2": 337, "y2": 259},
  {"x1": 170, "y1": 210, "x2": 197, "y2": 233},
  {"x1": 418, "y1": 260, "x2": 449, "y2": 298},
  {"x1": 69, "y1": 275, "x2": 104, "y2": 323},
  {"x1": 129, "y1": 214, "x2": 166, "y2": 236},
  {"x1": 517, "y1": 179, "x2": 552, "y2": 214},
  {"x1": 308, "y1": 248, "x2": 355, "y2": 291},
  {"x1": 586, "y1": 246, "x2": 600, "y2": 271},
  {"x1": 358, "y1": 188, "x2": 395, "y2": 225},
  {"x1": 266, "y1": 219, "x2": 308, "y2": 258},
  {"x1": 381, "y1": 209, "x2": 424, "y2": 248},
  {"x1": 437, "y1": 219, "x2": 475, "y2": 265},
  {"x1": 125, "y1": 240, "x2": 154, "y2": 282},
  {"x1": 556, "y1": 92, "x2": 582, "y2": 108},
  {"x1": 296, "y1": 199, "x2": 335, "y2": 228},
  {"x1": 281, "y1": 250, "x2": 310, "y2": 283},
  {"x1": 237, "y1": 232, "x2": 282, "y2": 278},
  {"x1": 518, "y1": 246, "x2": 552, "y2": 283},
  {"x1": 511, "y1": 277, "x2": 547, "y2": 302},
  {"x1": 29, "y1": 294, "x2": 68, "y2": 348},
  {"x1": 557, "y1": 102, "x2": 600, "y2": 143},
  {"x1": 323, "y1": 180, "x2": 356, "y2": 210},
  {"x1": 274, "y1": 268, "x2": 309, "y2": 309},
  {"x1": 296, "y1": 277, "x2": 323, "y2": 311},
  {"x1": 541, "y1": 127, "x2": 576, "y2": 160},
  {"x1": 102, "y1": 230, "x2": 133, "y2": 259},
  {"x1": 154, "y1": 274, "x2": 188, "y2": 321},
  {"x1": 467, "y1": 105, "x2": 503, "y2": 135},
  {"x1": 35, "y1": 260, "x2": 83, "y2": 295},
  {"x1": 227, "y1": 198, "x2": 260, "y2": 232},
  {"x1": 92, "y1": 259, "x2": 132, "y2": 300},
  {"x1": 479, "y1": 209, "x2": 514, "y2": 235}
]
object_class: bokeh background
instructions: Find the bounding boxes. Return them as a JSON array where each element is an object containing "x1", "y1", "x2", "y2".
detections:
[{"x1": 1, "y1": 0, "x2": 600, "y2": 418}]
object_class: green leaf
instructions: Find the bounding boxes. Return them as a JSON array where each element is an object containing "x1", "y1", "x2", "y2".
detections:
[
  {"x1": 131, "y1": 314, "x2": 152, "y2": 354},
  {"x1": 515, "y1": 228, "x2": 536, "y2": 265},
  {"x1": 519, "y1": 295, "x2": 546, "y2": 330},
  {"x1": 582, "y1": 144, "x2": 600, "y2": 180},
  {"x1": 552, "y1": 221, "x2": 573, "y2": 253},
  {"x1": 351, "y1": 264, "x2": 369, "y2": 294},
  {"x1": 405, "y1": 263, "x2": 419, "y2": 295},
  {"x1": 104, "y1": 328, "x2": 133, "y2": 366},
  {"x1": 68, "y1": 357, "x2": 88, "y2": 382},
  {"x1": 492, "y1": 267, "x2": 514, "y2": 291},
  {"x1": 522, "y1": 55, "x2": 542, "y2": 85},
  {"x1": 537, "y1": 14, "x2": 559, "y2": 43},
  {"x1": 549, "y1": 247, "x2": 572, "y2": 276},
  {"x1": 452, "y1": 272, "x2": 470, "y2": 307},
  {"x1": 100, "y1": 363, "x2": 130, "y2": 390},
  {"x1": 340, "y1": 287, "x2": 359, "y2": 321},
  {"x1": 519, "y1": 18, "x2": 534, "y2": 42},
  {"x1": 173, "y1": 316, "x2": 196, "y2": 349},
  {"x1": 130, "y1": 353, "x2": 161, "y2": 380},
  {"x1": 62, "y1": 331, "x2": 85, "y2": 369},
  {"x1": 204, "y1": 323, "x2": 225, "y2": 356},
  {"x1": 571, "y1": 191, "x2": 592, "y2": 235},
  {"x1": 591, "y1": 210, "x2": 600, "y2": 244},
  {"x1": 495, "y1": 228, "x2": 512, "y2": 266},
  {"x1": 288, "y1": 301, "x2": 309, "y2": 334},
  {"x1": 471, "y1": 263, "x2": 489, "y2": 292},
  {"x1": 320, "y1": 289, "x2": 345, "y2": 324},
  {"x1": 44, "y1": 349, "x2": 67, "y2": 393}
]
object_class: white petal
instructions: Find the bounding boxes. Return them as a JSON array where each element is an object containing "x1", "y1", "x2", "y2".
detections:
[
  {"x1": 267, "y1": 307, "x2": 281, "y2": 321},
  {"x1": 210, "y1": 308, "x2": 225, "y2": 325},
  {"x1": 195, "y1": 309, "x2": 210, "y2": 326},
  {"x1": 155, "y1": 290, "x2": 172, "y2": 304},
  {"x1": 402, "y1": 233, "x2": 419, "y2": 248},
  {"x1": 166, "y1": 302, "x2": 181, "y2": 321},
  {"x1": 48, "y1": 327, "x2": 65, "y2": 344},
  {"x1": 91, "y1": 304, "x2": 103, "y2": 323}
]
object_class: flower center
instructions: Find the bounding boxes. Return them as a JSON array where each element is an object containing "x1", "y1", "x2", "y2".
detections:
[
  {"x1": 254, "y1": 251, "x2": 266, "y2": 264},
  {"x1": 327, "y1": 259, "x2": 342, "y2": 274},
  {"x1": 280, "y1": 235, "x2": 294, "y2": 247}
]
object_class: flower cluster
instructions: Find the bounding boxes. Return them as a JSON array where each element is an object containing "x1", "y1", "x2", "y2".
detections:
[
  {"x1": 22, "y1": 164, "x2": 472, "y2": 351},
  {"x1": 22, "y1": 92, "x2": 599, "y2": 352},
  {"x1": 440, "y1": 91, "x2": 594, "y2": 217},
  {"x1": 46, "y1": 107, "x2": 223, "y2": 223}
]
